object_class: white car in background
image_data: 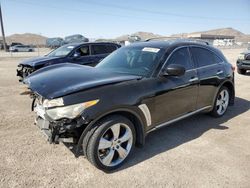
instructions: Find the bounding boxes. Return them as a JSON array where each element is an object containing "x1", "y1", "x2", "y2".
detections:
[{"x1": 10, "y1": 45, "x2": 35, "y2": 52}]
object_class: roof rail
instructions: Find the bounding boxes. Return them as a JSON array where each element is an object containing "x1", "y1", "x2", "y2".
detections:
[
  {"x1": 145, "y1": 37, "x2": 180, "y2": 42},
  {"x1": 145, "y1": 37, "x2": 210, "y2": 45}
]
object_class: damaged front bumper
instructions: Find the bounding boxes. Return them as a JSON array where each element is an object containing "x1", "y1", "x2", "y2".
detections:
[
  {"x1": 33, "y1": 97, "x2": 87, "y2": 144},
  {"x1": 17, "y1": 65, "x2": 34, "y2": 82}
]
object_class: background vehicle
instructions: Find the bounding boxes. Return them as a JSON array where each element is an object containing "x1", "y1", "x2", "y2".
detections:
[
  {"x1": 10, "y1": 45, "x2": 34, "y2": 52},
  {"x1": 64, "y1": 34, "x2": 89, "y2": 44},
  {"x1": 10, "y1": 42, "x2": 23, "y2": 47},
  {"x1": 17, "y1": 42, "x2": 121, "y2": 81},
  {"x1": 236, "y1": 50, "x2": 250, "y2": 74},
  {"x1": 24, "y1": 40, "x2": 235, "y2": 171},
  {"x1": 46, "y1": 38, "x2": 64, "y2": 48}
]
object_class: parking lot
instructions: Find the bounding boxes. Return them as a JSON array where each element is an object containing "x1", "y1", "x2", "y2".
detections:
[{"x1": 0, "y1": 48, "x2": 249, "y2": 187}]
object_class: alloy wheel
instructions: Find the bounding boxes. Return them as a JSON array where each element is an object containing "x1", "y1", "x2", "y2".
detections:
[
  {"x1": 97, "y1": 123, "x2": 133, "y2": 167},
  {"x1": 216, "y1": 89, "x2": 229, "y2": 115}
]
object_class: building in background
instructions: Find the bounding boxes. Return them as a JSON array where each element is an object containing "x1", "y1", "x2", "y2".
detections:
[{"x1": 187, "y1": 33, "x2": 235, "y2": 46}]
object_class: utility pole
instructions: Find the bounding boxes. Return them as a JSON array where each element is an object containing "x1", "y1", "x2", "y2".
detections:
[{"x1": 0, "y1": 2, "x2": 7, "y2": 51}]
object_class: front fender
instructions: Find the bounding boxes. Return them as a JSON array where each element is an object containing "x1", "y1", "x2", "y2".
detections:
[{"x1": 75, "y1": 105, "x2": 147, "y2": 156}]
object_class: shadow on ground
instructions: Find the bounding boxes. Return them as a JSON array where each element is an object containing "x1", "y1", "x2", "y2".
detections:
[{"x1": 65, "y1": 97, "x2": 250, "y2": 172}]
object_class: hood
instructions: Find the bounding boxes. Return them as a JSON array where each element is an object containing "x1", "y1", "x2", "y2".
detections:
[
  {"x1": 24, "y1": 63, "x2": 141, "y2": 99},
  {"x1": 19, "y1": 56, "x2": 60, "y2": 67}
]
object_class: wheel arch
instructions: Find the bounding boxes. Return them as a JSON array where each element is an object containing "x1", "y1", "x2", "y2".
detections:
[
  {"x1": 221, "y1": 81, "x2": 235, "y2": 105},
  {"x1": 76, "y1": 108, "x2": 146, "y2": 156},
  {"x1": 213, "y1": 80, "x2": 235, "y2": 107}
]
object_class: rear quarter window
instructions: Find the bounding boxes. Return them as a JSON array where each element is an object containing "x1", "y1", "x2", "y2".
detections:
[
  {"x1": 91, "y1": 44, "x2": 118, "y2": 55},
  {"x1": 191, "y1": 47, "x2": 223, "y2": 67}
]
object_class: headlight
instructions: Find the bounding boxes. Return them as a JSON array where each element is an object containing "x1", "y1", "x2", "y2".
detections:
[
  {"x1": 43, "y1": 98, "x2": 64, "y2": 108},
  {"x1": 46, "y1": 99, "x2": 99, "y2": 120},
  {"x1": 238, "y1": 54, "x2": 245, "y2": 60}
]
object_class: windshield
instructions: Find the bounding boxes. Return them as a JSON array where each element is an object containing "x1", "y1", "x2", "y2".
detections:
[
  {"x1": 96, "y1": 46, "x2": 165, "y2": 77},
  {"x1": 46, "y1": 45, "x2": 75, "y2": 57}
]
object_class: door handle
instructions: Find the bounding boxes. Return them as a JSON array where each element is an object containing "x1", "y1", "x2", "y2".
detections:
[
  {"x1": 217, "y1": 70, "x2": 224, "y2": 75},
  {"x1": 189, "y1": 77, "x2": 198, "y2": 82}
]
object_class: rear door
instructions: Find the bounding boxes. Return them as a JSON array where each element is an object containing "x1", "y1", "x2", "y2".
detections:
[
  {"x1": 190, "y1": 46, "x2": 225, "y2": 109},
  {"x1": 90, "y1": 44, "x2": 118, "y2": 65}
]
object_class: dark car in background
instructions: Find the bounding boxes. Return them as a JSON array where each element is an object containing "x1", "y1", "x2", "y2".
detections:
[
  {"x1": 17, "y1": 42, "x2": 121, "y2": 81},
  {"x1": 24, "y1": 39, "x2": 235, "y2": 171},
  {"x1": 10, "y1": 42, "x2": 23, "y2": 47},
  {"x1": 236, "y1": 50, "x2": 250, "y2": 74}
]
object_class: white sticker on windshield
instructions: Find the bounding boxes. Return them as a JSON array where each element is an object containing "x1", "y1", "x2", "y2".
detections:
[
  {"x1": 67, "y1": 46, "x2": 74, "y2": 49},
  {"x1": 142, "y1": 47, "x2": 160, "y2": 53}
]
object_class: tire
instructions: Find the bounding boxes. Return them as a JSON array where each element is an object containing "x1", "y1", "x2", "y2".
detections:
[
  {"x1": 210, "y1": 86, "x2": 230, "y2": 117},
  {"x1": 28, "y1": 49, "x2": 32, "y2": 52},
  {"x1": 237, "y1": 68, "x2": 246, "y2": 75},
  {"x1": 85, "y1": 115, "x2": 135, "y2": 172}
]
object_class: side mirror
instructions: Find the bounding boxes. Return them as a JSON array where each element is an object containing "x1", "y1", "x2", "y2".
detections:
[
  {"x1": 162, "y1": 64, "x2": 185, "y2": 77},
  {"x1": 73, "y1": 52, "x2": 81, "y2": 59}
]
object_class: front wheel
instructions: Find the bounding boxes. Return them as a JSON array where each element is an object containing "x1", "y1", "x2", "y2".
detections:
[
  {"x1": 85, "y1": 115, "x2": 135, "y2": 172},
  {"x1": 210, "y1": 86, "x2": 230, "y2": 117}
]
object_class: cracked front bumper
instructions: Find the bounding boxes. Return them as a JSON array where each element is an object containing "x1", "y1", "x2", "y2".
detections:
[{"x1": 33, "y1": 101, "x2": 87, "y2": 144}]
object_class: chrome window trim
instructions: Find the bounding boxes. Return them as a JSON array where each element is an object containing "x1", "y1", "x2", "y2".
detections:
[
  {"x1": 189, "y1": 45, "x2": 225, "y2": 67},
  {"x1": 158, "y1": 45, "x2": 225, "y2": 76}
]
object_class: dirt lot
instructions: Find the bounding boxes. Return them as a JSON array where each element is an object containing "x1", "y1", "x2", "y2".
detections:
[{"x1": 0, "y1": 48, "x2": 249, "y2": 188}]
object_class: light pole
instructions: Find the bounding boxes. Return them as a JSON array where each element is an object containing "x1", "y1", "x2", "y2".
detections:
[{"x1": 0, "y1": 2, "x2": 7, "y2": 51}]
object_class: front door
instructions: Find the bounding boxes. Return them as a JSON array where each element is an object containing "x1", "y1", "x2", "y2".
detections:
[
  {"x1": 152, "y1": 47, "x2": 199, "y2": 126},
  {"x1": 70, "y1": 45, "x2": 94, "y2": 66}
]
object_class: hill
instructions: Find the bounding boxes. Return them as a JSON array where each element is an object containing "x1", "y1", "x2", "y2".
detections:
[
  {"x1": 171, "y1": 27, "x2": 250, "y2": 42},
  {"x1": 5, "y1": 33, "x2": 47, "y2": 45}
]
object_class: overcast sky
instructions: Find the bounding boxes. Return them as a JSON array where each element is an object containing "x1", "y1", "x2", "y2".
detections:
[{"x1": 2, "y1": 0, "x2": 250, "y2": 38}]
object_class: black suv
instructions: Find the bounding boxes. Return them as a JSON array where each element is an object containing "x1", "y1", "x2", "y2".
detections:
[
  {"x1": 17, "y1": 42, "x2": 120, "y2": 81},
  {"x1": 24, "y1": 40, "x2": 235, "y2": 172},
  {"x1": 236, "y1": 50, "x2": 250, "y2": 74}
]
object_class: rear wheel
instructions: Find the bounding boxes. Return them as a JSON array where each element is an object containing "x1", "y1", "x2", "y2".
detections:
[
  {"x1": 85, "y1": 115, "x2": 135, "y2": 172},
  {"x1": 210, "y1": 86, "x2": 230, "y2": 117},
  {"x1": 237, "y1": 68, "x2": 246, "y2": 75}
]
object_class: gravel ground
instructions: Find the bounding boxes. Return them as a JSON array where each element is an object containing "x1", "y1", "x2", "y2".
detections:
[{"x1": 0, "y1": 48, "x2": 249, "y2": 188}]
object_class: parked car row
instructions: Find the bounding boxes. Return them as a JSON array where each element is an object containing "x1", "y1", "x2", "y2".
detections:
[
  {"x1": 46, "y1": 34, "x2": 89, "y2": 48},
  {"x1": 18, "y1": 40, "x2": 235, "y2": 172}
]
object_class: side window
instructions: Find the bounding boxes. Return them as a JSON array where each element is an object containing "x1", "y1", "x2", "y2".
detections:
[
  {"x1": 166, "y1": 47, "x2": 193, "y2": 70},
  {"x1": 191, "y1": 47, "x2": 222, "y2": 67},
  {"x1": 75, "y1": 46, "x2": 90, "y2": 56},
  {"x1": 92, "y1": 44, "x2": 108, "y2": 55},
  {"x1": 105, "y1": 45, "x2": 117, "y2": 53}
]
